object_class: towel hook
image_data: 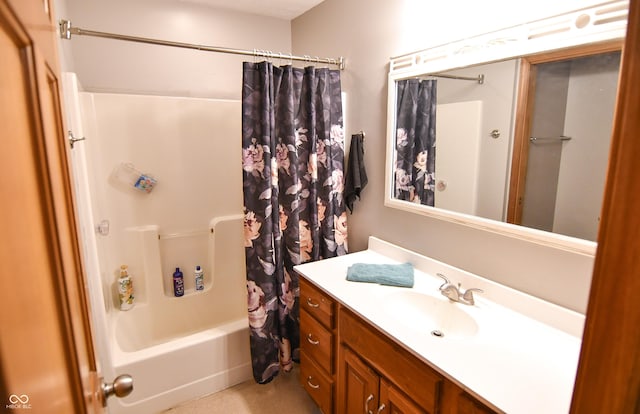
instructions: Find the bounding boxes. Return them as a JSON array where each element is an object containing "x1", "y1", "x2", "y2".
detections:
[{"x1": 68, "y1": 130, "x2": 86, "y2": 149}]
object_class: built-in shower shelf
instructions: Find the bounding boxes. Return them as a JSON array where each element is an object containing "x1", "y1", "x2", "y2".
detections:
[{"x1": 158, "y1": 228, "x2": 212, "y2": 240}]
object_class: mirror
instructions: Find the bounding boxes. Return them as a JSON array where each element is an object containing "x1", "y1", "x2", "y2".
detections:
[{"x1": 385, "y1": 1, "x2": 628, "y2": 255}]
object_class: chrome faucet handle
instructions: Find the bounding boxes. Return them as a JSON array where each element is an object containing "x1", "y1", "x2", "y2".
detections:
[
  {"x1": 436, "y1": 273, "x2": 450, "y2": 290},
  {"x1": 461, "y1": 287, "x2": 484, "y2": 305}
]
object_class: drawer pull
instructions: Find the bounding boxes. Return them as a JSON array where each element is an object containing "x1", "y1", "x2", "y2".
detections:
[
  {"x1": 306, "y1": 376, "x2": 320, "y2": 389},
  {"x1": 377, "y1": 403, "x2": 386, "y2": 413},
  {"x1": 365, "y1": 394, "x2": 374, "y2": 414},
  {"x1": 306, "y1": 333, "x2": 320, "y2": 345},
  {"x1": 306, "y1": 297, "x2": 320, "y2": 308}
]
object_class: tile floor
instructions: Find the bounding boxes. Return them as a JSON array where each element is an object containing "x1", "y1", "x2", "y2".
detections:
[{"x1": 163, "y1": 366, "x2": 320, "y2": 414}]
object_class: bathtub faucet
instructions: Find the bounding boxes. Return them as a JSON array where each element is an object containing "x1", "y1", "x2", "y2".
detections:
[{"x1": 436, "y1": 273, "x2": 483, "y2": 306}]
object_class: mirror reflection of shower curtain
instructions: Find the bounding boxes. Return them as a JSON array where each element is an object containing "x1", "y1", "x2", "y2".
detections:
[
  {"x1": 394, "y1": 79, "x2": 436, "y2": 206},
  {"x1": 241, "y1": 62, "x2": 347, "y2": 384}
]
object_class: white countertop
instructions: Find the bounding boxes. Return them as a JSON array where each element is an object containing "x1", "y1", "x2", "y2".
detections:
[{"x1": 294, "y1": 237, "x2": 584, "y2": 414}]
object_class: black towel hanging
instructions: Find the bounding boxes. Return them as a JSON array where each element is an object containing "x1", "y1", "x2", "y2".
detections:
[{"x1": 344, "y1": 131, "x2": 368, "y2": 213}]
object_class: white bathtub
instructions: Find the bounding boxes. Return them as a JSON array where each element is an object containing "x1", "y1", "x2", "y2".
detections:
[
  {"x1": 107, "y1": 217, "x2": 252, "y2": 414},
  {"x1": 60, "y1": 80, "x2": 251, "y2": 414},
  {"x1": 110, "y1": 317, "x2": 250, "y2": 414}
]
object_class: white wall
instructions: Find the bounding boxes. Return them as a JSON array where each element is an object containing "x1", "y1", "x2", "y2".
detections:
[
  {"x1": 56, "y1": 0, "x2": 292, "y2": 99},
  {"x1": 80, "y1": 93, "x2": 242, "y2": 304},
  {"x1": 292, "y1": 0, "x2": 604, "y2": 312}
]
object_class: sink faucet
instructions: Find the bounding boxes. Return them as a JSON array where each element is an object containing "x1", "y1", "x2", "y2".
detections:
[{"x1": 436, "y1": 273, "x2": 483, "y2": 306}]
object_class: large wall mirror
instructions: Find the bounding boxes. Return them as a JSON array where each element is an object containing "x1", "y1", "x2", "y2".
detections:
[{"x1": 384, "y1": 0, "x2": 628, "y2": 255}]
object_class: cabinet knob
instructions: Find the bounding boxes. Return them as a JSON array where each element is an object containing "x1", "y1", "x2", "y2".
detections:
[
  {"x1": 377, "y1": 403, "x2": 386, "y2": 413},
  {"x1": 306, "y1": 297, "x2": 320, "y2": 308},
  {"x1": 306, "y1": 333, "x2": 320, "y2": 345}
]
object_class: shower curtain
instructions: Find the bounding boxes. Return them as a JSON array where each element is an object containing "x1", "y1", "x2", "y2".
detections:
[
  {"x1": 241, "y1": 61, "x2": 348, "y2": 383},
  {"x1": 394, "y1": 79, "x2": 437, "y2": 205}
]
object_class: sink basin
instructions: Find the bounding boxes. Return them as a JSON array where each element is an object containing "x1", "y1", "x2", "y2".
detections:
[{"x1": 383, "y1": 291, "x2": 479, "y2": 339}]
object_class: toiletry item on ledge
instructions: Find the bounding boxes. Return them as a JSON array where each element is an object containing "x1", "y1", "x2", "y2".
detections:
[
  {"x1": 195, "y1": 265, "x2": 204, "y2": 291},
  {"x1": 173, "y1": 267, "x2": 184, "y2": 297},
  {"x1": 113, "y1": 162, "x2": 157, "y2": 193},
  {"x1": 346, "y1": 262, "x2": 414, "y2": 288},
  {"x1": 118, "y1": 264, "x2": 135, "y2": 310}
]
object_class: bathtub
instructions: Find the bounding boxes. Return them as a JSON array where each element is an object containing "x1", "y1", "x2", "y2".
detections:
[
  {"x1": 110, "y1": 318, "x2": 250, "y2": 414},
  {"x1": 60, "y1": 78, "x2": 251, "y2": 414},
  {"x1": 108, "y1": 216, "x2": 252, "y2": 414}
]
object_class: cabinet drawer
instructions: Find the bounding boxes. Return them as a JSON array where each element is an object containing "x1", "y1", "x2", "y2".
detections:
[
  {"x1": 300, "y1": 309, "x2": 333, "y2": 374},
  {"x1": 300, "y1": 277, "x2": 334, "y2": 329},
  {"x1": 340, "y1": 309, "x2": 442, "y2": 412},
  {"x1": 301, "y1": 350, "x2": 333, "y2": 414}
]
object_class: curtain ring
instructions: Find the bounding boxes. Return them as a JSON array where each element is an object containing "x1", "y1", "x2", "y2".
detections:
[{"x1": 288, "y1": 52, "x2": 293, "y2": 66}]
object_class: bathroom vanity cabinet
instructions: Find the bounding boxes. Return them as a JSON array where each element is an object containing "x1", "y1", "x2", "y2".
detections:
[
  {"x1": 300, "y1": 277, "x2": 337, "y2": 413},
  {"x1": 300, "y1": 275, "x2": 497, "y2": 414}
]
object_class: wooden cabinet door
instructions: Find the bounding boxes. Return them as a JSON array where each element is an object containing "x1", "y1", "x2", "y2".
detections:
[
  {"x1": 342, "y1": 348, "x2": 380, "y2": 414},
  {"x1": 0, "y1": 1, "x2": 102, "y2": 413},
  {"x1": 456, "y1": 392, "x2": 496, "y2": 414},
  {"x1": 379, "y1": 378, "x2": 428, "y2": 414}
]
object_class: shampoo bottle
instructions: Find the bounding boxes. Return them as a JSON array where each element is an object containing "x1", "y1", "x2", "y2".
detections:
[
  {"x1": 173, "y1": 267, "x2": 184, "y2": 297},
  {"x1": 194, "y1": 265, "x2": 204, "y2": 291},
  {"x1": 118, "y1": 265, "x2": 135, "y2": 310}
]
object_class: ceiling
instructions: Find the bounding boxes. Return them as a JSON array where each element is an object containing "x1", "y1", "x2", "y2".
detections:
[{"x1": 177, "y1": 0, "x2": 326, "y2": 19}]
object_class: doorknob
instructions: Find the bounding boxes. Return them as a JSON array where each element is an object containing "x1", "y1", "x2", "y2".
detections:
[{"x1": 101, "y1": 374, "x2": 133, "y2": 406}]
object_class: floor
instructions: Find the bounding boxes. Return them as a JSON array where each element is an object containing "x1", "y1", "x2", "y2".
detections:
[{"x1": 163, "y1": 366, "x2": 320, "y2": 414}]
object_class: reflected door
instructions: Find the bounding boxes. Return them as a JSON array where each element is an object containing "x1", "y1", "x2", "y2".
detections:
[
  {"x1": 507, "y1": 45, "x2": 621, "y2": 242},
  {"x1": 434, "y1": 101, "x2": 483, "y2": 215}
]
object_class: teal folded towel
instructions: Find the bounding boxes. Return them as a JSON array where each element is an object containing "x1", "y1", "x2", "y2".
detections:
[{"x1": 346, "y1": 262, "x2": 414, "y2": 288}]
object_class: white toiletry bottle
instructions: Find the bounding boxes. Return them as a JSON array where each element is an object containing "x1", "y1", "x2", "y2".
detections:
[
  {"x1": 195, "y1": 265, "x2": 204, "y2": 291},
  {"x1": 118, "y1": 265, "x2": 135, "y2": 310}
]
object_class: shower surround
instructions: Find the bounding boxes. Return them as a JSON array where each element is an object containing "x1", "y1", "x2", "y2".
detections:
[{"x1": 64, "y1": 74, "x2": 251, "y2": 414}]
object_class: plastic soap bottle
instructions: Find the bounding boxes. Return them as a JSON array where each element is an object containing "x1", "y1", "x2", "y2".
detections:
[
  {"x1": 173, "y1": 267, "x2": 184, "y2": 297},
  {"x1": 194, "y1": 265, "x2": 204, "y2": 291},
  {"x1": 118, "y1": 265, "x2": 135, "y2": 310}
]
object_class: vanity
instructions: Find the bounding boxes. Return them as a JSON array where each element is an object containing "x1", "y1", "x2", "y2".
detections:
[{"x1": 295, "y1": 237, "x2": 584, "y2": 414}]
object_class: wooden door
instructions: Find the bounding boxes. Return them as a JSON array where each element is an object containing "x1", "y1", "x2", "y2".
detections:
[
  {"x1": 570, "y1": 0, "x2": 640, "y2": 412},
  {"x1": 379, "y1": 378, "x2": 427, "y2": 414},
  {"x1": 506, "y1": 41, "x2": 622, "y2": 225},
  {"x1": 0, "y1": 1, "x2": 102, "y2": 413},
  {"x1": 341, "y1": 348, "x2": 380, "y2": 414}
]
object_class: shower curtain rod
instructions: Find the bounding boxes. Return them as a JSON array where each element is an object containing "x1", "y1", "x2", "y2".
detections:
[{"x1": 58, "y1": 20, "x2": 345, "y2": 70}]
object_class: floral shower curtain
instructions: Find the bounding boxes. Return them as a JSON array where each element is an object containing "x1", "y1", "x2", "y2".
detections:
[
  {"x1": 241, "y1": 61, "x2": 348, "y2": 384},
  {"x1": 394, "y1": 79, "x2": 437, "y2": 205}
]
